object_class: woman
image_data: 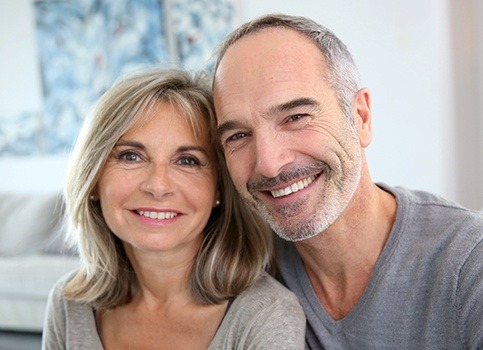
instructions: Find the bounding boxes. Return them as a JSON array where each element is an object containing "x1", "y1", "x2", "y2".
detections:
[{"x1": 42, "y1": 68, "x2": 305, "y2": 349}]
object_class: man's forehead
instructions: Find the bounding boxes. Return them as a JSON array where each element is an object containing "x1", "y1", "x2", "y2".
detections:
[
  {"x1": 216, "y1": 28, "x2": 314, "y2": 73},
  {"x1": 213, "y1": 27, "x2": 331, "y2": 125},
  {"x1": 220, "y1": 32, "x2": 327, "y2": 87}
]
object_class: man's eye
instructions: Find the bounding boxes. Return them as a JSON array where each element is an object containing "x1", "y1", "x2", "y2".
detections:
[
  {"x1": 227, "y1": 132, "x2": 248, "y2": 142},
  {"x1": 118, "y1": 151, "x2": 142, "y2": 162},
  {"x1": 287, "y1": 114, "x2": 306, "y2": 122}
]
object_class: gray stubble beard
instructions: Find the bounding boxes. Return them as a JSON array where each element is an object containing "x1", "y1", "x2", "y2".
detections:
[{"x1": 246, "y1": 157, "x2": 362, "y2": 242}]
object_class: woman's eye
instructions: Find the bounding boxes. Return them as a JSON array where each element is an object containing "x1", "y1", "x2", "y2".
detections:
[
  {"x1": 178, "y1": 156, "x2": 200, "y2": 167},
  {"x1": 118, "y1": 151, "x2": 142, "y2": 162}
]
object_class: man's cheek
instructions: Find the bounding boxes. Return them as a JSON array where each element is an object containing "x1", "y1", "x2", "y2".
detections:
[{"x1": 230, "y1": 170, "x2": 247, "y2": 194}]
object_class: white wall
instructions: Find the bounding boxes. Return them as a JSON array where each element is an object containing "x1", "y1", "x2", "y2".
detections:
[
  {"x1": 0, "y1": 5, "x2": 71, "y2": 323},
  {"x1": 0, "y1": 155, "x2": 68, "y2": 194},
  {"x1": 0, "y1": 0, "x2": 67, "y2": 194},
  {"x1": 239, "y1": 0, "x2": 458, "y2": 203},
  {"x1": 0, "y1": 0, "x2": 43, "y2": 115},
  {"x1": 450, "y1": 0, "x2": 483, "y2": 210}
]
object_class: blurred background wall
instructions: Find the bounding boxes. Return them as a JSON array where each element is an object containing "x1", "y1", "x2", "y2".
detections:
[{"x1": 0, "y1": 0, "x2": 482, "y2": 210}]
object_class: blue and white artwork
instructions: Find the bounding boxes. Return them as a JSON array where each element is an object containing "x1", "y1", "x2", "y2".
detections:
[
  {"x1": 0, "y1": 0, "x2": 235, "y2": 156},
  {"x1": 171, "y1": 0, "x2": 235, "y2": 71},
  {"x1": 34, "y1": 0, "x2": 170, "y2": 153},
  {"x1": 0, "y1": 113, "x2": 43, "y2": 155}
]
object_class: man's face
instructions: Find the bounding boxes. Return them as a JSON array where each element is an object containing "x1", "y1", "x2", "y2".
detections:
[{"x1": 214, "y1": 28, "x2": 364, "y2": 241}]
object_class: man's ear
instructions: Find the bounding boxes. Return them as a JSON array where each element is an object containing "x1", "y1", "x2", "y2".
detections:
[{"x1": 353, "y1": 88, "x2": 373, "y2": 148}]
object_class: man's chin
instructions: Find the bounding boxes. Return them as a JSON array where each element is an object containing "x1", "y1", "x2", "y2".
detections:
[
  {"x1": 246, "y1": 197, "x2": 327, "y2": 240},
  {"x1": 274, "y1": 229, "x2": 321, "y2": 242},
  {"x1": 269, "y1": 217, "x2": 326, "y2": 242}
]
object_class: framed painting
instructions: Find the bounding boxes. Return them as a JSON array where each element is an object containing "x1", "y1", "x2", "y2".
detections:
[{"x1": 0, "y1": 0, "x2": 236, "y2": 156}]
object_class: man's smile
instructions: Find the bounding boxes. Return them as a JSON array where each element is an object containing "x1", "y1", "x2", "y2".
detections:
[{"x1": 270, "y1": 175, "x2": 317, "y2": 198}]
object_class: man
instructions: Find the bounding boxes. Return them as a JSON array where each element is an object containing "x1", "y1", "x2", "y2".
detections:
[{"x1": 212, "y1": 13, "x2": 483, "y2": 349}]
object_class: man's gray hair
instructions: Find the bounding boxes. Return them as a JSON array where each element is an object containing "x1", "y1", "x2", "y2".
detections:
[{"x1": 214, "y1": 13, "x2": 362, "y2": 121}]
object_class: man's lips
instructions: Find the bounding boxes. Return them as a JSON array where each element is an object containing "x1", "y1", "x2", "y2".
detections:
[{"x1": 269, "y1": 175, "x2": 317, "y2": 198}]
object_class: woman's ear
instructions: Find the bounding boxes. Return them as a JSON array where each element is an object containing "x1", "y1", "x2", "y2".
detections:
[
  {"x1": 353, "y1": 88, "x2": 373, "y2": 148},
  {"x1": 89, "y1": 186, "x2": 99, "y2": 201}
]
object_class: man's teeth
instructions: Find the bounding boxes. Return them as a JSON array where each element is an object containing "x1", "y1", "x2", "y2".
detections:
[
  {"x1": 137, "y1": 210, "x2": 177, "y2": 219},
  {"x1": 270, "y1": 175, "x2": 316, "y2": 198}
]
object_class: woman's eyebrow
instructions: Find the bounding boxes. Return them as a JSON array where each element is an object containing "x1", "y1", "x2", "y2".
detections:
[
  {"x1": 115, "y1": 141, "x2": 208, "y2": 155},
  {"x1": 114, "y1": 140, "x2": 145, "y2": 150},
  {"x1": 176, "y1": 145, "x2": 209, "y2": 156}
]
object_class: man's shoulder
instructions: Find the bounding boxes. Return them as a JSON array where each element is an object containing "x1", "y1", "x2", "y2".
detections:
[
  {"x1": 380, "y1": 183, "x2": 483, "y2": 230},
  {"x1": 380, "y1": 183, "x2": 481, "y2": 214}
]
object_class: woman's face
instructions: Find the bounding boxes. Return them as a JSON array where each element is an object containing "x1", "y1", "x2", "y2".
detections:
[{"x1": 97, "y1": 101, "x2": 218, "y2": 258}]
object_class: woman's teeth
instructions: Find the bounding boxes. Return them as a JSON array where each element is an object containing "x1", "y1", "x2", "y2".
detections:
[
  {"x1": 270, "y1": 175, "x2": 316, "y2": 198},
  {"x1": 137, "y1": 210, "x2": 177, "y2": 219}
]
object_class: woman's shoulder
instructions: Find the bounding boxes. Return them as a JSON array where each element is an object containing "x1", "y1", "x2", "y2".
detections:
[
  {"x1": 242, "y1": 271, "x2": 300, "y2": 302},
  {"x1": 229, "y1": 271, "x2": 304, "y2": 319},
  {"x1": 209, "y1": 272, "x2": 306, "y2": 349},
  {"x1": 46, "y1": 268, "x2": 98, "y2": 329},
  {"x1": 43, "y1": 270, "x2": 103, "y2": 349},
  {"x1": 50, "y1": 269, "x2": 78, "y2": 296},
  {"x1": 47, "y1": 269, "x2": 87, "y2": 313}
]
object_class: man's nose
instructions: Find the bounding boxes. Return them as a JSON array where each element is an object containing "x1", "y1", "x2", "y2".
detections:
[
  {"x1": 140, "y1": 163, "x2": 174, "y2": 199},
  {"x1": 253, "y1": 134, "x2": 295, "y2": 179}
]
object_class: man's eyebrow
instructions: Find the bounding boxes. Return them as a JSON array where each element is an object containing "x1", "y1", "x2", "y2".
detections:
[
  {"x1": 267, "y1": 97, "x2": 319, "y2": 115},
  {"x1": 216, "y1": 120, "x2": 241, "y2": 137},
  {"x1": 216, "y1": 97, "x2": 319, "y2": 137}
]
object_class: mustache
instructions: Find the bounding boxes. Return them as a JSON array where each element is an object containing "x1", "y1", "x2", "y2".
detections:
[{"x1": 247, "y1": 161, "x2": 330, "y2": 192}]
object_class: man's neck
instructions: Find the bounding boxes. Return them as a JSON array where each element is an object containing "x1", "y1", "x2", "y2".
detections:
[{"x1": 294, "y1": 182, "x2": 397, "y2": 320}]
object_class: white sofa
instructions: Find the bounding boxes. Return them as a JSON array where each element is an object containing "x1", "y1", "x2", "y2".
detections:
[{"x1": 0, "y1": 191, "x2": 79, "y2": 332}]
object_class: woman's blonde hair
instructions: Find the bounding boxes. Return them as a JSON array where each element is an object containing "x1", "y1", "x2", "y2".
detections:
[{"x1": 63, "y1": 68, "x2": 273, "y2": 308}]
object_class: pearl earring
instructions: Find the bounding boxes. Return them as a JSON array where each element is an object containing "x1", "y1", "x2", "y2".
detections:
[{"x1": 215, "y1": 200, "x2": 220, "y2": 206}]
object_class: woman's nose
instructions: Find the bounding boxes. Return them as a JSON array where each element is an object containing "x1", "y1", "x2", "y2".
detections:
[{"x1": 140, "y1": 163, "x2": 174, "y2": 199}]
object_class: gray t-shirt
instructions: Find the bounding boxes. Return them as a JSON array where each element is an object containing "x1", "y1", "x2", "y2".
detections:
[
  {"x1": 42, "y1": 272, "x2": 306, "y2": 349},
  {"x1": 276, "y1": 184, "x2": 483, "y2": 349}
]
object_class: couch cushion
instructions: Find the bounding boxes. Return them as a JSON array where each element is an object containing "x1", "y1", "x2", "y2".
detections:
[
  {"x1": 40, "y1": 218, "x2": 77, "y2": 256},
  {"x1": 0, "y1": 253, "x2": 80, "y2": 331},
  {"x1": 0, "y1": 192, "x2": 63, "y2": 255}
]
